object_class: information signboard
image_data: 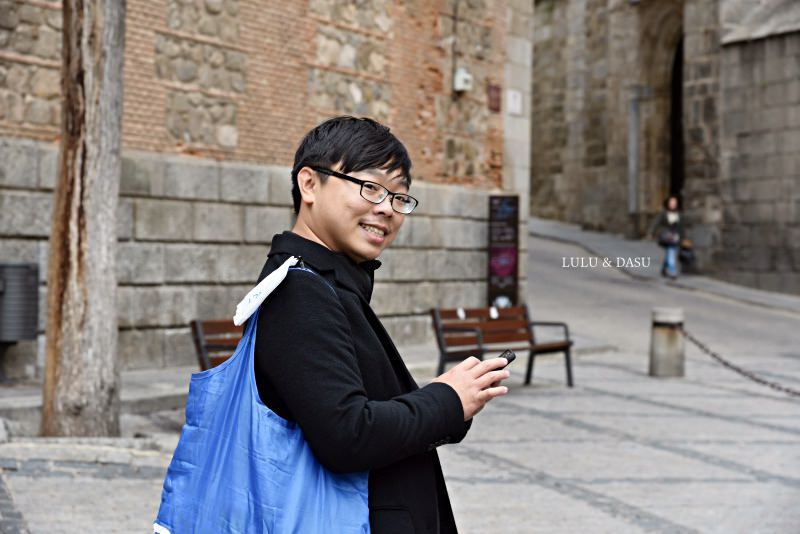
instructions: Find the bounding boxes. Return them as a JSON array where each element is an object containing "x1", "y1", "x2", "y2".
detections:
[{"x1": 488, "y1": 195, "x2": 519, "y2": 308}]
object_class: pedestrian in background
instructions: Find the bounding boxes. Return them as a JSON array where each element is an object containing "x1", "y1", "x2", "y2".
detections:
[{"x1": 649, "y1": 195, "x2": 685, "y2": 279}]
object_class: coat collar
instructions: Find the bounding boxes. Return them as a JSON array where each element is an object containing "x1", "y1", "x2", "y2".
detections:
[{"x1": 266, "y1": 231, "x2": 382, "y2": 303}]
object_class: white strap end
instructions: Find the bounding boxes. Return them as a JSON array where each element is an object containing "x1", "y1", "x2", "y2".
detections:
[{"x1": 232, "y1": 256, "x2": 299, "y2": 326}]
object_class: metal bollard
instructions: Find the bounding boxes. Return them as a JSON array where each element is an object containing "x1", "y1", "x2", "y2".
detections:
[{"x1": 649, "y1": 307, "x2": 684, "y2": 377}]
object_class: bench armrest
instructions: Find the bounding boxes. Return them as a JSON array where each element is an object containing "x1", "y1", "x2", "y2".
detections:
[{"x1": 529, "y1": 321, "x2": 570, "y2": 340}]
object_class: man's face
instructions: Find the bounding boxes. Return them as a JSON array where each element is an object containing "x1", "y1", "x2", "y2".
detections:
[{"x1": 302, "y1": 163, "x2": 409, "y2": 263}]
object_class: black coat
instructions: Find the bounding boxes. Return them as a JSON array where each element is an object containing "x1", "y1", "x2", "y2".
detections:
[
  {"x1": 648, "y1": 209, "x2": 685, "y2": 244},
  {"x1": 250, "y1": 231, "x2": 472, "y2": 534}
]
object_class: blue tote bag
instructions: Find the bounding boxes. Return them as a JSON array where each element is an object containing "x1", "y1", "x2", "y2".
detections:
[{"x1": 154, "y1": 258, "x2": 370, "y2": 534}]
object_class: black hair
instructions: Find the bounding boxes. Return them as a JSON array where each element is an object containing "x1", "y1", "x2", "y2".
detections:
[{"x1": 290, "y1": 116, "x2": 413, "y2": 215}]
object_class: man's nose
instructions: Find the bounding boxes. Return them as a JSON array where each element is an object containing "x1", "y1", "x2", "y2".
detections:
[{"x1": 373, "y1": 194, "x2": 394, "y2": 216}]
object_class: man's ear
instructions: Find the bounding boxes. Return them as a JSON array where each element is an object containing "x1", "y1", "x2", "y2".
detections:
[{"x1": 296, "y1": 167, "x2": 319, "y2": 208}]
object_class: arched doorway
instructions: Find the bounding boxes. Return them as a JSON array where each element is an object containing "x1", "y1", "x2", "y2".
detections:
[
  {"x1": 670, "y1": 38, "x2": 685, "y2": 204},
  {"x1": 632, "y1": 1, "x2": 684, "y2": 235}
]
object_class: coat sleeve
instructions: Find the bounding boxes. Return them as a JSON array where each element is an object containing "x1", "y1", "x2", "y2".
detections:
[
  {"x1": 648, "y1": 211, "x2": 664, "y2": 239},
  {"x1": 255, "y1": 269, "x2": 469, "y2": 474}
]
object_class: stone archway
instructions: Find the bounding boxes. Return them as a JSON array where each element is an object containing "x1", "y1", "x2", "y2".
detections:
[{"x1": 632, "y1": 1, "x2": 684, "y2": 234}]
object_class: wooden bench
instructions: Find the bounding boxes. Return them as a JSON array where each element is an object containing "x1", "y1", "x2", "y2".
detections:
[
  {"x1": 430, "y1": 305, "x2": 574, "y2": 387},
  {"x1": 190, "y1": 319, "x2": 243, "y2": 371}
]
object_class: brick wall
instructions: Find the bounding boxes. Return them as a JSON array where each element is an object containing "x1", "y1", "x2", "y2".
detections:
[{"x1": 1, "y1": 0, "x2": 506, "y2": 182}]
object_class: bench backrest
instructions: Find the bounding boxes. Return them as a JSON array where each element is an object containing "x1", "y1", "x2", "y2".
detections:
[
  {"x1": 430, "y1": 305, "x2": 534, "y2": 355},
  {"x1": 190, "y1": 319, "x2": 244, "y2": 370}
]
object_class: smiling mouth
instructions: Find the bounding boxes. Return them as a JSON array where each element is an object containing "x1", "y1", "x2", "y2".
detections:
[{"x1": 359, "y1": 223, "x2": 387, "y2": 237}]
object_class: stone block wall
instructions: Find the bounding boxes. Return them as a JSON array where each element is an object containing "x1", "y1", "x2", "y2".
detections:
[
  {"x1": 503, "y1": 0, "x2": 533, "y2": 222},
  {"x1": 682, "y1": 0, "x2": 723, "y2": 270},
  {"x1": 529, "y1": 0, "x2": 798, "y2": 293},
  {"x1": 531, "y1": 0, "x2": 568, "y2": 221},
  {"x1": 716, "y1": 31, "x2": 800, "y2": 293},
  {"x1": 0, "y1": 138, "x2": 526, "y2": 379}
]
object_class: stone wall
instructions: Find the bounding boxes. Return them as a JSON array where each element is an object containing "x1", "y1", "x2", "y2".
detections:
[
  {"x1": 531, "y1": 0, "x2": 719, "y2": 237},
  {"x1": 682, "y1": 0, "x2": 723, "y2": 270},
  {"x1": 307, "y1": 0, "x2": 392, "y2": 123},
  {"x1": 0, "y1": 0, "x2": 507, "y2": 189},
  {"x1": 503, "y1": 0, "x2": 533, "y2": 225},
  {"x1": 154, "y1": 0, "x2": 246, "y2": 151},
  {"x1": 0, "y1": 0, "x2": 62, "y2": 131},
  {"x1": 716, "y1": 31, "x2": 800, "y2": 293},
  {"x1": 529, "y1": 0, "x2": 799, "y2": 294},
  {"x1": 531, "y1": 0, "x2": 568, "y2": 221},
  {"x1": 0, "y1": 0, "x2": 532, "y2": 377},
  {"x1": 0, "y1": 138, "x2": 526, "y2": 379}
]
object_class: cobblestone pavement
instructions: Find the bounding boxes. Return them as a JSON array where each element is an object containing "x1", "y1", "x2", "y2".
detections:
[
  {"x1": 0, "y1": 235, "x2": 797, "y2": 533},
  {"x1": 433, "y1": 236, "x2": 800, "y2": 533},
  {"x1": 440, "y1": 350, "x2": 800, "y2": 533}
]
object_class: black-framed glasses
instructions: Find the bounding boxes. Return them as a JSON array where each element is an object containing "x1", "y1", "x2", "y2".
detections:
[{"x1": 311, "y1": 167, "x2": 419, "y2": 214}]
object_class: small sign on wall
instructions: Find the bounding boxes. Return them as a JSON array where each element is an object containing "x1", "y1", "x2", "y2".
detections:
[{"x1": 507, "y1": 89, "x2": 523, "y2": 116}]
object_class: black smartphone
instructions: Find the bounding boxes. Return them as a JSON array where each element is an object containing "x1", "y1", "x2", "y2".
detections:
[{"x1": 497, "y1": 350, "x2": 516, "y2": 370}]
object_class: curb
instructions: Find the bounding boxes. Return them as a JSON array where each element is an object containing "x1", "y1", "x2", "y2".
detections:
[{"x1": 0, "y1": 392, "x2": 190, "y2": 438}]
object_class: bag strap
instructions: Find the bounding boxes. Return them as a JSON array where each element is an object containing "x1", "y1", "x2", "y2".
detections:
[
  {"x1": 288, "y1": 256, "x2": 339, "y2": 300},
  {"x1": 234, "y1": 255, "x2": 338, "y2": 326}
]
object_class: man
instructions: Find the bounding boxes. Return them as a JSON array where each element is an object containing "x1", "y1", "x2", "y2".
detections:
[{"x1": 253, "y1": 116, "x2": 510, "y2": 533}]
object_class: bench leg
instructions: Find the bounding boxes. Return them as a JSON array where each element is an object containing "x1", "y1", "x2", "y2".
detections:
[
  {"x1": 524, "y1": 351, "x2": 535, "y2": 385},
  {"x1": 438, "y1": 356, "x2": 445, "y2": 376},
  {"x1": 565, "y1": 348, "x2": 574, "y2": 387}
]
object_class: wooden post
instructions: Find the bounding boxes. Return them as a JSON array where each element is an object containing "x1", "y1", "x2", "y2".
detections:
[{"x1": 41, "y1": 0, "x2": 126, "y2": 436}]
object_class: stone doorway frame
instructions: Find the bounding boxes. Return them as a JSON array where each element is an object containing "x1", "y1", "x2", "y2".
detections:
[{"x1": 628, "y1": 1, "x2": 685, "y2": 237}]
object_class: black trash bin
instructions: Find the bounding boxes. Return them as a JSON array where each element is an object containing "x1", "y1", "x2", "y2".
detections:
[{"x1": 0, "y1": 263, "x2": 39, "y2": 380}]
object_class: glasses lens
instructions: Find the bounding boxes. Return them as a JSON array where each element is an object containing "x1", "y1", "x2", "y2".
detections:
[
  {"x1": 392, "y1": 195, "x2": 417, "y2": 214},
  {"x1": 361, "y1": 182, "x2": 387, "y2": 203}
]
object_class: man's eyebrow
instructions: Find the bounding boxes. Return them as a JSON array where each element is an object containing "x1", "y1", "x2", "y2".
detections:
[{"x1": 363, "y1": 168, "x2": 409, "y2": 185}]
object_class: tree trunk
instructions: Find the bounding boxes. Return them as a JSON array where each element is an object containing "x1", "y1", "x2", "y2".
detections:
[{"x1": 41, "y1": 0, "x2": 126, "y2": 436}]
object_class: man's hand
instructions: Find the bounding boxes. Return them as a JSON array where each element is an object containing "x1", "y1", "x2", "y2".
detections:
[{"x1": 431, "y1": 357, "x2": 510, "y2": 421}]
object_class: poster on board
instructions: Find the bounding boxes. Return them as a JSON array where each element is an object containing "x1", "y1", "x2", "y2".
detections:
[{"x1": 488, "y1": 195, "x2": 519, "y2": 308}]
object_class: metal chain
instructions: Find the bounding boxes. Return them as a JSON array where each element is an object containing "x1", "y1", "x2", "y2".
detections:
[{"x1": 680, "y1": 326, "x2": 800, "y2": 399}]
